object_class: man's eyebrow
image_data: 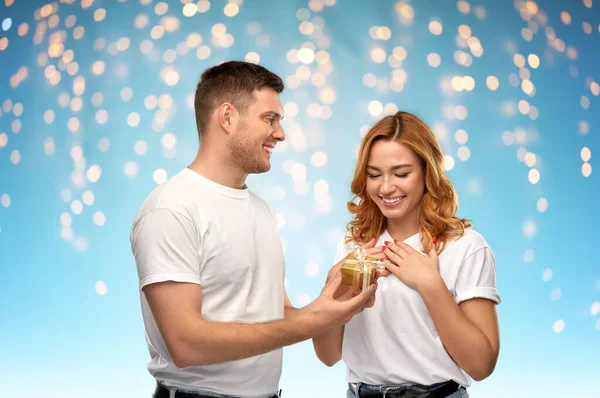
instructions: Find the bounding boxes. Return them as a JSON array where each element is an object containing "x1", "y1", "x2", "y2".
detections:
[{"x1": 260, "y1": 111, "x2": 283, "y2": 120}]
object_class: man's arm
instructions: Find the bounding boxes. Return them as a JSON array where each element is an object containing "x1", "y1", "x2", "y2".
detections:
[
  {"x1": 283, "y1": 290, "x2": 306, "y2": 319},
  {"x1": 144, "y1": 272, "x2": 375, "y2": 368}
]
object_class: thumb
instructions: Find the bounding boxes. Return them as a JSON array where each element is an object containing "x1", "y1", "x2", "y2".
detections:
[{"x1": 322, "y1": 271, "x2": 343, "y2": 297}]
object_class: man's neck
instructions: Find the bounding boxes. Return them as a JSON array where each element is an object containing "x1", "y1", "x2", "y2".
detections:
[{"x1": 188, "y1": 146, "x2": 247, "y2": 190}]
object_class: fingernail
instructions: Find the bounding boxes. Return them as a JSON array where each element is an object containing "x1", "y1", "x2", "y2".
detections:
[
  {"x1": 432, "y1": 237, "x2": 437, "y2": 243},
  {"x1": 393, "y1": 239, "x2": 398, "y2": 243},
  {"x1": 380, "y1": 257, "x2": 385, "y2": 262},
  {"x1": 380, "y1": 246, "x2": 386, "y2": 250},
  {"x1": 384, "y1": 241, "x2": 391, "y2": 245},
  {"x1": 336, "y1": 271, "x2": 341, "y2": 278}
]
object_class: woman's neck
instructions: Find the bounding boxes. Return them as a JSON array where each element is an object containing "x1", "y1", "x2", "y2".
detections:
[{"x1": 385, "y1": 214, "x2": 420, "y2": 242}]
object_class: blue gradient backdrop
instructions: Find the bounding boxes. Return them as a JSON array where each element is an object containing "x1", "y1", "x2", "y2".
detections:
[{"x1": 0, "y1": 0, "x2": 598, "y2": 397}]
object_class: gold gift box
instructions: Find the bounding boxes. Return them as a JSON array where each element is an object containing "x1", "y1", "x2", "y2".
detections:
[{"x1": 341, "y1": 248, "x2": 382, "y2": 291}]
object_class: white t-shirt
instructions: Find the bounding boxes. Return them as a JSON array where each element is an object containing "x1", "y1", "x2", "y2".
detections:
[
  {"x1": 130, "y1": 168, "x2": 285, "y2": 398},
  {"x1": 335, "y1": 228, "x2": 501, "y2": 387}
]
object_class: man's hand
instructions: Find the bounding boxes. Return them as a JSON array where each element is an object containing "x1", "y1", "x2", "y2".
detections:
[{"x1": 306, "y1": 271, "x2": 377, "y2": 329}]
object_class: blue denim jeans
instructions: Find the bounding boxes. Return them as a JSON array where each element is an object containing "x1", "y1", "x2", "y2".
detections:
[{"x1": 346, "y1": 382, "x2": 469, "y2": 398}]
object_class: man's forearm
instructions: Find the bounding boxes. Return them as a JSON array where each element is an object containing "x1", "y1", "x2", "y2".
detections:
[
  {"x1": 172, "y1": 311, "x2": 323, "y2": 367},
  {"x1": 284, "y1": 304, "x2": 309, "y2": 319},
  {"x1": 418, "y1": 278, "x2": 496, "y2": 381}
]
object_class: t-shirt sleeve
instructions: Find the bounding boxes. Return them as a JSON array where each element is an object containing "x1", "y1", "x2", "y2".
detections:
[
  {"x1": 131, "y1": 208, "x2": 201, "y2": 290},
  {"x1": 454, "y1": 246, "x2": 501, "y2": 305}
]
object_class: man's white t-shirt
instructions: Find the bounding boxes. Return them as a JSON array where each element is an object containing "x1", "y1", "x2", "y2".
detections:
[
  {"x1": 130, "y1": 168, "x2": 285, "y2": 398},
  {"x1": 335, "y1": 228, "x2": 501, "y2": 387}
]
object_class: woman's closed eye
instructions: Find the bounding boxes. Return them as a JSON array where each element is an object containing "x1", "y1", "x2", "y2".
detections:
[{"x1": 367, "y1": 173, "x2": 409, "y2": 179}]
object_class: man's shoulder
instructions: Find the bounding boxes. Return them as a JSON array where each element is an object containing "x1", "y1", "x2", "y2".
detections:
[{"x1": 132, "y1": 170, "x2": 202, "y2": 226}]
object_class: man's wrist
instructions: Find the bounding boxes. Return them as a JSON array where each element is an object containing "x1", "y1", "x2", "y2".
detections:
[{"x1": 295, "y1": 302, "x2": 328, "y2": 336}]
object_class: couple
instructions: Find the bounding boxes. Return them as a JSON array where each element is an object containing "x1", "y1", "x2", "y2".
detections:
[{"x1": 130, "y1": 61, "x2": 501, "y2": 398}]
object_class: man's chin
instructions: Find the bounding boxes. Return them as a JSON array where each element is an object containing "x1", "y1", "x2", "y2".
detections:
[{"x1": 247, "y1": 163, "x2": 271, "y2": 174}]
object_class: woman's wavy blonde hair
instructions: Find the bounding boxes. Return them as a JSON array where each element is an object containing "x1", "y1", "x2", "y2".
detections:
[{"x1": 346, "y1": 111, "x2": 471, "y2": 254}]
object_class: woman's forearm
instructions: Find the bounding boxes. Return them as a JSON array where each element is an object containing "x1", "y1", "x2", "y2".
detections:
[{"x1": 312, "y1": 326, "x2": 344, "y2": 367}]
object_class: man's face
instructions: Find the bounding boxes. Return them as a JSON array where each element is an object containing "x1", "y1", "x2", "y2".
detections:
[{"x1": 228, "y1": 88, "x2": 285, "y2": 174}]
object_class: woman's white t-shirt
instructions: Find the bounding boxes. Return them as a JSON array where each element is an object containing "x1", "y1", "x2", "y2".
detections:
[{"x1": 335, "y1": 228, "x2": 501, "y2": 387}]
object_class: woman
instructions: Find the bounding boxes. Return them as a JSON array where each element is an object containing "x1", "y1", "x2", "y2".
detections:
[{"x1": 313, "y1": 111, "x2": 501, "y2": 398}]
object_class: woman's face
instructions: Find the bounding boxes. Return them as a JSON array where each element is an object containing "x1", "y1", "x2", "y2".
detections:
[{"x1": 365, "y1": 139, "x2": 426, "y2": 224}]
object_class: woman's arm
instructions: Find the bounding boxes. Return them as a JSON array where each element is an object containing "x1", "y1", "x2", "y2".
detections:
[
  {"x1": 418, "y1": 279, "x2": 500, "y2": 381},
  {"x1": 311, "y1": 258, "x2": 347, "y2": 366},
  {"x1": 383, "y1": 240, "x2": 500, "y2": 381}
]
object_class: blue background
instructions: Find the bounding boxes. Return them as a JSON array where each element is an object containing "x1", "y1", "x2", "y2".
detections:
[{"x1": 0, "y1": 0, "x2": 598, "y2": 397}]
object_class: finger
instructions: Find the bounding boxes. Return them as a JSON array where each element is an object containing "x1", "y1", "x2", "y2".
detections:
[
  {"x1": 344, "y1": 283, "x2": 377, "y2": 310},
  {"x1": 395, "y1": 239, "x2": 418, "y2": 255},
  {"x1": 333, "y1": 284, "x2": 350, "y2": 300},
  {"x1": 365, "y1": 245, "x2": 386, "y2": 256},
  {"x1": 337, "y1": 286, "x2": 360, "y2": 301},
  {"x1": 322, "y1": 271, "x2": 343, "y2": 297},
  {"x1": 365, "y1": 252, "x2": 384, "y2": 261},
  {"x1": 364, "y1": 293, "x2": 376, "y2": 308},
  {"x1": 383, "y1": 259, "x2": 401, "y2": 278},
  {"x1": 327, "y1": 258, "x2": 346, "y2": 281},
  {"x1": 352, "y1": 284, "x2": 377, "y2": 313},
  {"x1": 374, "y1": 269, "x2": 391, "y2": 281},
  {"x1": 351, "y1": 299, "x2": 368, "y2": 315},
  {"x1": 384, "y1": 245, "x2": 406, "y2": 266},
  {"x1": 428, "y1": 240, "x2": 439, "y2": 259},
  {"x1": 337, "y1": 290, "x2": 357, "y2": 301},
  {"x1": 360, "y1": 237, "x2": 377, "y2": 250},
  {"x1": 386, "y1": 242, "x2": 410, "y2": 259}
]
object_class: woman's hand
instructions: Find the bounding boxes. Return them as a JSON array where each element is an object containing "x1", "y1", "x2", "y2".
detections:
[{"x1": 382, "y1": 239, "x2": 442, "y2": 292}]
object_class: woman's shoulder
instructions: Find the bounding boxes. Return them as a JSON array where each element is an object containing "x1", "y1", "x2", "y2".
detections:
[{"x1": 444, "y1": 227, "x2": 490, "y2": 256}]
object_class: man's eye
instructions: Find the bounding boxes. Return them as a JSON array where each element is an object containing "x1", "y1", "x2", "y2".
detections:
[{"x1": 266, "y1": 118, "x2": 274, "y2": 125}]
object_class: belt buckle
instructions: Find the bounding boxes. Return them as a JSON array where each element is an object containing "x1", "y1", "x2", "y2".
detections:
[
  {"x1": 380, "y1": 385, "x2": 406, "y2": 398},
  {"x1": 348, "y1": 383, "x2": 360, "y2": 396}
]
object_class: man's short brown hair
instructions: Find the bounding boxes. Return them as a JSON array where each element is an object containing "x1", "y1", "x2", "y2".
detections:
[{"x1": 194, "y1": 61, "x2": 284, "y2": 137}]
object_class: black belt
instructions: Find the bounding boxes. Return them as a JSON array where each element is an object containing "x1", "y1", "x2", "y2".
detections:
[
  {"x1": 349, "y1": 380, "x2": 460, "y2": 398},
  {"x1": 154, "y1": 383, "x2": 281, "y2": 398}
]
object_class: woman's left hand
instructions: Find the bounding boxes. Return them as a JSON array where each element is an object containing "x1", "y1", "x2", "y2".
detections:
[{"x1": 382, "y1": 239, "x2": 442, "y2": 292}]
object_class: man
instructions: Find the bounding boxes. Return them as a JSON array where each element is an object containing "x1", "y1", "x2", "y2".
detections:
[{"x1": 130, "y1": 61, "x2": 376, "y2": 398}]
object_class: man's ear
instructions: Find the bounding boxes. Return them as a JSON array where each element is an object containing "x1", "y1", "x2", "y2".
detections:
[{"x1": 218, "y1": 102, "x2": 236, "y2": 134}]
